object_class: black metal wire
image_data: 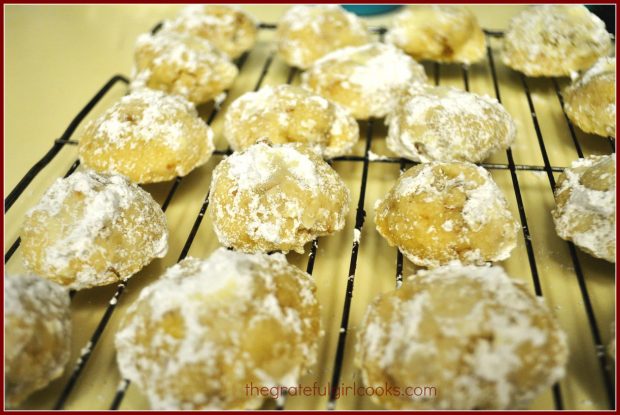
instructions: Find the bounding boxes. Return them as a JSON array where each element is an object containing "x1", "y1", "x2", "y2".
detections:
[
  {"x1": 519, "y1": 73, "x2": 614, "y2": 409},
  {"x1": 551, "y1": 78, "x2": 584, "y2": 158},
  {"x1": 484, "y1": 46, "x2": 565, "y2": 410}
]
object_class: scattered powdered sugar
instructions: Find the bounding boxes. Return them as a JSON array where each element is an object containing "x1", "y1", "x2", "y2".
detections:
[
  {"x1": 356, "y1": 263, "x2": 568, "y2": 409},
  {"x1": 574, "y1": 56, "x2": 615, "y2": 87},
  {"x1": 502, "y1": 5, "x2": 612, "y2": 76},
  {"x1": 115, "y1": 248, "x2": 320, "y2": 410},
  {"x1": 552, "y1": 154, "x2": 615, "y2": 262},
  {"x1": 22, "y1": 170, "x2": 168, "y2": 290},
  {"x1": 386, "y1": 84, "x2": 516, "y2": 163},
  {"x1": 301, "y1": 42, "x2": 427, "y2": 119}
]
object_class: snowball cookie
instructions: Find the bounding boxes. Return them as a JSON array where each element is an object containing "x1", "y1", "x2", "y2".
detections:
[
  {"x1": 209, "y1": 142, "x2": 350, "y2": 253},
  {"x1": 115, "y1": 248, "x2": 321, "y2": 410},
  {"x1": 162, "y1": 5, "x2": 257, "y2": 59},
  {"x1": 355, "y1": 263, "x2": 568, "y2": 409},
  {"x1": 375, "y1": 162, "x2": 519, "y2": 267},
  {"x1": 564, "y1": 57, "x2": 616, "y2": 138},
  {"x1": 552, "y1": 154, "x2": 615, "y2": 262},
  {"x1": 301, "y1": 43, "x2": 427, "y2": 119},
  {"x1": 79, "y1": 89, "x2": 214, "y2": 184},
  {"x1": 387, "y1": 84, "x2": 516, "y2": 163},
  {"x1": 386, "y1": 5, "x2": 486, "y2": 64},
  {"x1": 276, "y1": 5, "x2": 372, "y2": 69},
  {"x1": 224, "y1": 85, "x2": 359, "y2": 158},
  {"x1": 21, "y1": 170, "x2": 168, "y2": 290},
  {"x1": 5, "y1": 275, "x2": 71, "y2": 407},
  {"x1": 502, "y1": 5, "x2": 612, "y2": 77},
  {"x1": 131, "y1": 29, "x2": 238, "y2": 105}
]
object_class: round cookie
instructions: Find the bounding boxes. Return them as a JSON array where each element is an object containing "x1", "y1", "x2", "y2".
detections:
[
  {"x1": 552, "y1": 154, "x2": 615, "y2": 262},
  {"x1": 386, "y1": 5, "x2": 486, "y2": 64},
  {"x1": 131, "y1": 30, "x2": 238, "y2": 105},
  {"x1": 5, "y1": 275, "x2": 71, "y2": 407},
  {"x1": 301, "y1": 42, "x2": 427, "y2": 119},
  {"x1": 502, "y1": 5, "x2": 612, "y2": 77},
  {"x1": 563, "y1": 57, "x2": 616, "y2": 138},
  {"x1": 375, "y1": 162, "x2": 519, "y2": 267},
  {"x1": 209, "y1": 142, "x2": 350, "y2": 253},
  {"x1": 276, "y1": 5, "x2": 372, "y2": 69},
  {"x1": 163, "y1": 5, "x2": 257, "y2": 59},
  {"x1": 387, "y1": 84, "x2": 516, "y2": 163},
  {"x1": 224, "y1": 85, "x2": 359, "y2": 158},
  {"x1": 79, "y1": 89, "x2": 214, "y2": 184},
  {"x1": 115, "y1": 248, "x2": 321, "y2": 410},
  {"x1": 355, "y1": 263, "x2": 568, "y2": 409},
  {"x1": 21, "y1": 170, "x2": 168, "y2": 290}
]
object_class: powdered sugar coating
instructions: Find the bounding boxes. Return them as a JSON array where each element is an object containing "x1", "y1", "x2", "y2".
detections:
[
  {"x1": 224, "y1": 85, "x2": 359, "y2": 158},
  {"x1": 209, "y1": 142, "x2": 350, "y2": 253},
  {"x1": 301, "y1": 42, "x2": 427, "y2": 119},
  {"x1": 502, "y1": 5, "x2": 612, "y2": 77},
  {"x1": 387, "y1": 84, "x2": 516, "y2": 163},
  {"x1": 115, "y1": 248, "x2": 321, "y2": 410},
  {"x1": 79, "y1": 89, "x2": 215, "y2": 183},
  {"x1": 375, "y1": 162, "x2": 519, "y2": 267},
  {"x1": 163, "y1": 5, "x2": 257, "y2": 59},
  {"x1": 131, "y1": 30, "x2": 238, "y2": 104},
  {"x1": 5, "y1": 275, "x2": 71, "y2": 407},
  {"x1": 552, "y1": 154, "x2": 615, "y2": 262},
  {"x1": 386, "y1": 5, "x2": 486, "y2": 64},
  {"x1": 276, "y1": 5, "x2": 371, "y2": 69},
  {"x1": 21, "y1": 170, "x2": 168, "y2": 290},
  {"x1": 564, "y1": 57, "x2": 616, "y2": 138},
  {"x1": 355, "y1": 263, "x2": 568, "y2": 409}
]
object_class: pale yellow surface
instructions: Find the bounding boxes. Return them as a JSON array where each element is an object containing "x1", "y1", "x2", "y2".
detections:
[{"x1": 4, "y1": 5, "x2": 616, "y2": 411}]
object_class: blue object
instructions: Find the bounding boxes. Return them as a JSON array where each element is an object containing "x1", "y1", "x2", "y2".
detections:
[{"x1": 342, "y1": 5, "x2": 402, "y2": 16}]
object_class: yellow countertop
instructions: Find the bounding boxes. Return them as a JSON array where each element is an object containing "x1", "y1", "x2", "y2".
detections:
[{"x1": 4, "y1": 4, "x2": 616, "y2": 411}]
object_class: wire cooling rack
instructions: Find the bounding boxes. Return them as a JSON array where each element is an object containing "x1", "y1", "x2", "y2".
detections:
[{"x1": 4, "y1": 22, "x2": 616, "y2": 410}]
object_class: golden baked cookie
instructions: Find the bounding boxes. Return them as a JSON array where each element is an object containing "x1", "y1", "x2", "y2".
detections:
[
  {"x1": 115, "y1": 248, "x2": 321, "y2": 410},
  {"x1": 564, "y1": 57, "x2": 616, "y2": 138},
  {"x1": 355, "y1": 263, "x2": 568, "y2": 409},
  {"x1": 79, "y1": 89, "x2": 214, "y2": 184},
  {"x1": 162, "y1": 5, "x2": 257, "y2": 59},
  {"x1": 224, "y1": 85, "x2": 359, "y2": 158},
  {"x1": 375, "y1": 162, "x2": 519, "y2": 267},
  {"x1": 276, "y1": 5, "x2": 372, "y2": 69},
  {"x1": 301, "y1": 42, "x2": 427, "y2": 119},
  {"x1": 209, "y1": 142, "x2": 350, "y2": 253},
  {"x1": 131, "y1": 30, "x2": 238, "y2": 104},
  {"x1": 5, "y1": 275, "x2": 71, "y2": 407},
  {"x1": 386, "y1": 5, "x2": 486, "y2": 64},
  {"x1": 552, "y1": 154, "x2": 615, "y2": 262},
  {"x1": 387, "y1": 84, "x2": 516, "y2": 163},
  {"x1": 502, "y1": 5, "x2": 612, "y2": 77},
  {"x1": 21, "y1": 170, "x2": 168, "y2": 290}
]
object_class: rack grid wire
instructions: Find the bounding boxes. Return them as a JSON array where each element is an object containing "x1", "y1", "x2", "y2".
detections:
[{"x1": 4, "y1": 22, "x2": 616, "y2": 411}]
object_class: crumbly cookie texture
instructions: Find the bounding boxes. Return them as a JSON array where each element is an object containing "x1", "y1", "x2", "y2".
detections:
[
  {"x1": 131, "y1": 29, "x2": 238, "y2": 104},
  {"x1": 21, "y1": 170, "x2": 168, "y2": 290},
  {"x1": 301, "y1": 42, "x2": 427, "y2": 120},
  {"x1": 5, "y1": 275, "x2": 71, "y2": 407},
  {"x1": 276, "y1": 5, "x2": 372, "y2": 69},
  {"x1": 502, "y1": 5, "x2": 612, "y2": 77},
  {"x1": 162, "y1": 5, "x2": 257, "y2": 59},
  {"x1": 115, "y1": 248, "x2": 321, "y2": 410},
  {"x1": 209, "y1": 142, "x2": 350, "y2": 253},
  {"x1": 79, "y1": 89, "x2": 214, "y2": 183},
  {"x1": 224, "y1": 85, "x2": 359, "y2": 158},
  {"x1": 375, "y1": 162, "x2": 519, "y2": 268},
  {"x1": 356, "y1": 263, "x2": 569, "y2": 409},
  {"x1": 552, "y1": 154, "x2": 615, "y2": 262},
  {"x1": 564, "y1": 57, "x2": 616, "y2": 138},
  {"x1": 386, "y1": 5, "x2": 486, "y2": 64},
  {"x1": 387, "y1": 84, "x2": 516, "y2": 163}
]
